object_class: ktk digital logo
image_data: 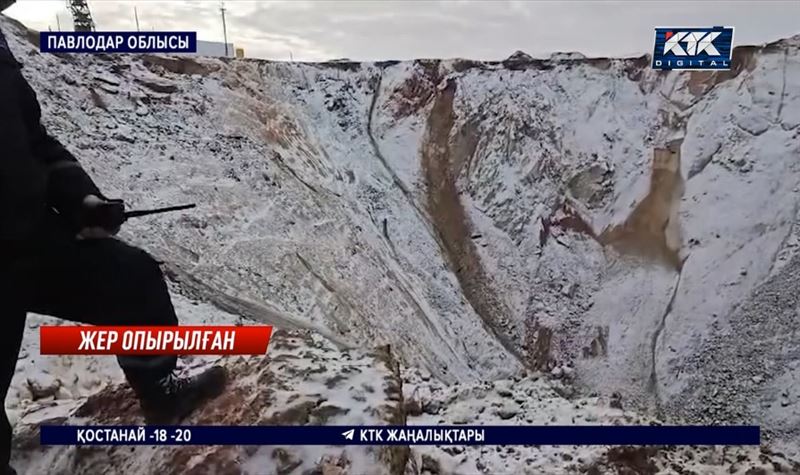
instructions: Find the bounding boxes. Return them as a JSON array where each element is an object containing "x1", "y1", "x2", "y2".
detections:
[{"x1": 652, "y1": 27, "x2": 734, "y2": 71}]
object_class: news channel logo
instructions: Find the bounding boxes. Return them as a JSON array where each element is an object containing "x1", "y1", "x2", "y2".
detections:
[{"x1": 652, "y1": 27, "x2": 734, "y2": 71}]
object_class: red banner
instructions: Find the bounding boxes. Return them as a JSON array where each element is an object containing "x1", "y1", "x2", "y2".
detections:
[{"x1": 39, "y1": 325, "x2": 273, "y2": 355}]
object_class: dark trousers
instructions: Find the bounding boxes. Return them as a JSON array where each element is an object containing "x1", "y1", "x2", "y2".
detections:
[{"x1": 1, "y1": 213, "x2": 178, "y2": 468}]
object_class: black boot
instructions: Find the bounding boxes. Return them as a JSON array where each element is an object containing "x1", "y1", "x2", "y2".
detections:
[{"x1": 129, "y1": 365, "x2": 228, "y2": 424}]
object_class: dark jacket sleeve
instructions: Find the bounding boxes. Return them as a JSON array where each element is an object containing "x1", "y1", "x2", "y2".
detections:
[
  {"x1": 0, "y1": 29, "x2": 48, "y2": 241},
  {"x1": 16, "y1": 63, "x2": 103, "y2": 222},
  {"x1": 1, "y1": 27, "x2": 102, "y2": 237}
]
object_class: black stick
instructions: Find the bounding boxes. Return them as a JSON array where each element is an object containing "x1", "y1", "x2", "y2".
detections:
[{"x1": 124, "y1": 203, "x2": 196, "y2": 219}]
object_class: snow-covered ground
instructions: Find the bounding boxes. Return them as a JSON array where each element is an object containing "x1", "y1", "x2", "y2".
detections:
[
  {"x1": 2, "y1": 13, "x2": 800, "y2": 473},
  {"x1": 14, "y1": 299, "x2": 799, "y2": 474},
  {"x1": 13, "y1": 303, "x2": 409, "y2": 475}
]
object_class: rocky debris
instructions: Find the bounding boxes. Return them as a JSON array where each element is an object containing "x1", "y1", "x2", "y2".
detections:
[
  {"x1": 540, "y1": 200, "x2": 598, "y2": 247},
  {"x1": 506, "y1": 50, "x2": 534, "y2": 62},
  {"x1": 136, "y1": 77, "x2": 179, "y2": 94},
  {"x1": 94, "y1": 73, "x2": 120, "y2": 86},
  {"x1": 402, "y1": 369, "x2": 799, "y2": 473},
  {"x1": 549, "y1": 364, "x2": 574, "y2": 380},
  {"x1": 609, "y1": 391, "x2": 624, "y2": 410},
  {"x1": 94, "y1": 73, "x2": 120, "y2": 94},
  {"x1": 567, "y1": 161, "x2": 615, "y2": 207},
  {"x1": 448, "y1": 407, "x2": 474, "y2": 425},
  {"x1": 141, "y1": 55, "x2": 219, "y2": 76},
  {"x1": 422, "y1": 399, "x2": 442, "y2": 415},
  {"x1": 25, "y1": 375, "x2": 61, "y2": 401},
  {"x1": 495, "y1": 402, "x2": 519, "y2": 420},
  {"x1": 494, "y1": 380, "x2": 513, "y2": 398},
  {"x1": 561, "y1": 282, "x2": 576, "y2": 297},
  {"x1": 669, "y1": 254, "x2": 800, "y2": 449},
  {"x1": 12, "y1": 329, "x2": 407, "y2": 475},
  {"x1": 97, "y1": 83, "x2": 119, "y2": 94},
  {"x1": 112, "y1": 128, "x2": 136, "y2": 143},
  {"x1": 314, "y1": 453, "x2": 350, "y2": 475},
  {"x1": 271, "y1": 448, "x2": 302, "y2": 475},
  {"x1": 386, "y1": 62, "x2": 440, "y2": 120},
  {"x1": 88, "y1": 88, "x2": 109, "y2": 110},
  {"x1": 550, "y1": 52, "x2": 588, "y2": 61},
  {"x1": 403, "y1": 398, "x2": 424, "y2": 417},
  {"x1": 420, "y1": 454, "x2": 441, "y2": 474}
]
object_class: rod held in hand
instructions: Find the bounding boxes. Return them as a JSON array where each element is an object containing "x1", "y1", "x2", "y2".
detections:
[{"x1": 124, "y1": 203, "x2": 196, "y2": 219}]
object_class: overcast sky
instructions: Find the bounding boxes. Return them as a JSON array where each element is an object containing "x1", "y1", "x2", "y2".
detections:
[{"x1": 5, "y1": 1, "x2": 800, "y2": 61}]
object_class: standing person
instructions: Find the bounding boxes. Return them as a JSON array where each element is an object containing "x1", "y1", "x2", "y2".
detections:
[{"x1": 0, "y1": 8, "x2": 227, "y2": 474}]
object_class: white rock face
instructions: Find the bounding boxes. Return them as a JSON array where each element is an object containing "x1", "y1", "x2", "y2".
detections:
[{"x1": 2, "y1": 14, "x2": 800, "y2": 472}]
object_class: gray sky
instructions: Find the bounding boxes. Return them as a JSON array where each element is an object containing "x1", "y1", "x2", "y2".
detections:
[{"x1": 5, "y1": 1, "x2": 800, "y2": 61}]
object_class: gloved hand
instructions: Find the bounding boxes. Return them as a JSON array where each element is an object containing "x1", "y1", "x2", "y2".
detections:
[{"x1": 77, "y1": 194, "x2": 125, "y2": 239}]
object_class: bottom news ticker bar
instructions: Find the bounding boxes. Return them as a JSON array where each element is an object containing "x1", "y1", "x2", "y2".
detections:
[{"x1": 40, "y1": 425, "x2": 761, "y2": 446}]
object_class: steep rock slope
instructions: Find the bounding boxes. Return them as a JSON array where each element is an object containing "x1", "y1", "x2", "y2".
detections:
[{"x1": 2, "y1": 15, "x2": 800, "y2": 458}]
